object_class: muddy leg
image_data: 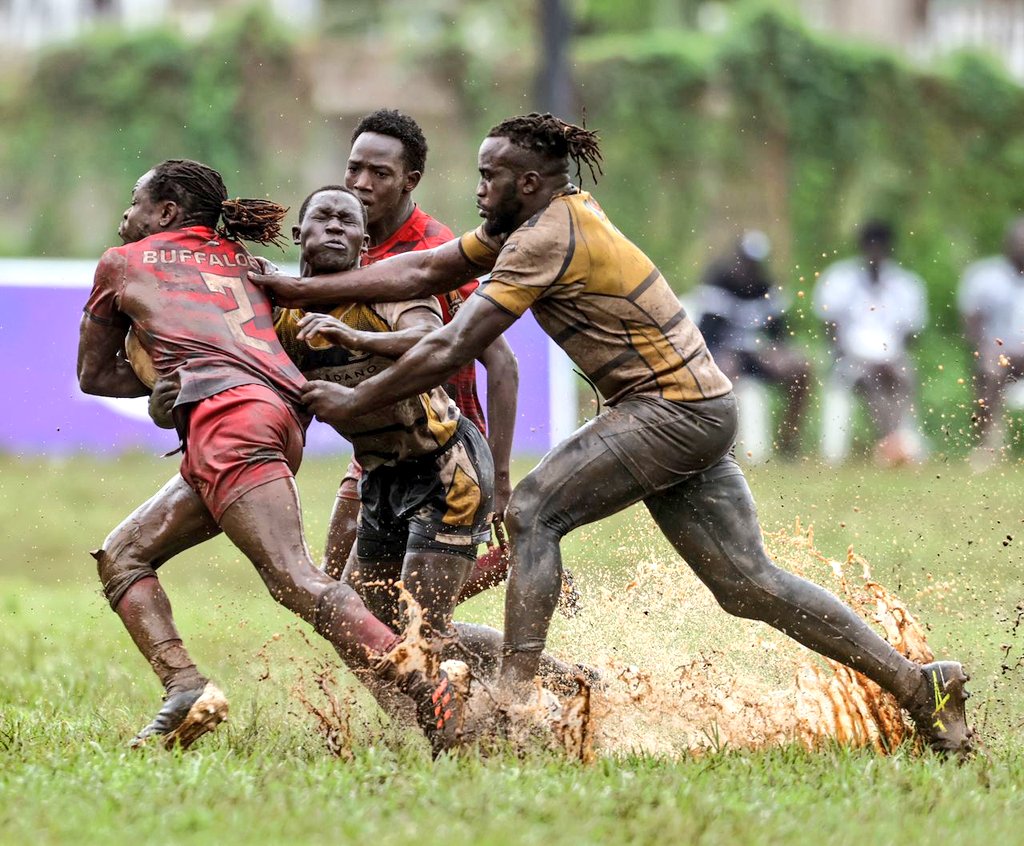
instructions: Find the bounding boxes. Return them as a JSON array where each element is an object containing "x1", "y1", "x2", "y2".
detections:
[{"x1": 94, "y1": 473, "x2": 220, "y2": 695}]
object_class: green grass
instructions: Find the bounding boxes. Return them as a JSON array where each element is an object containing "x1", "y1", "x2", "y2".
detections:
[{"x1": 2, "y1": 452, "x2": 1023, "y2": 845}]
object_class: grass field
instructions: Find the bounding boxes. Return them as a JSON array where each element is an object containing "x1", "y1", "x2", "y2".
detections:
[{"x1": 2, "y1": 451, "x2": 1023, "y2": 845}]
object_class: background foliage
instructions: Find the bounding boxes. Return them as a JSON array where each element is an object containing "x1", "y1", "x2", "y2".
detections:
[{"x1": 4, "y1": 2, "x2": 1024, "y2": 447}]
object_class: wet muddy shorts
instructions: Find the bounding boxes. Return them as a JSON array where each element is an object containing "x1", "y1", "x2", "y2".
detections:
[
  {"x1": 336, "y1": 457, "x2": 363, "y2": 502},
  {"x1": 356, "y1": 418, "x2": 494, "y2": 562},
  {"x1": 596, "y1": 392, "x2": 741, "y2": 496},
  {"x1": 180, "y1": 383, "x2": 305, "y2": 522}
]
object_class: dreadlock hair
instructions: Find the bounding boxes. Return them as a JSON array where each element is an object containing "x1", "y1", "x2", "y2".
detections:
[
  {"x1": 487, "y1": 113, "x2": 603, "y2": 184},
  {"x1": 351, "y1": 109, "x2": 428, "y2": 174},
  {"x1": 147, "y1": 159, "x2": 288, "y2": 247},
  {"x1": 297, "y1": 185, "x2": 367, "y2": 228}
]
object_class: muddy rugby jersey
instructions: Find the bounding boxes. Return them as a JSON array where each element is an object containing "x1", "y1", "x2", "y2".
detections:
[
  {"x1": 84, "y1": 226, "x2": 307, "y2": 413},
  {"x1": 365, "y1": 205, "x2": 486, "y2": 434},
  {"x1": 274, "y1": 299, "x2": 461, "y2": 470},
  {"x1": 460, "y1": 189, "x2": 733, "y2": 406}
]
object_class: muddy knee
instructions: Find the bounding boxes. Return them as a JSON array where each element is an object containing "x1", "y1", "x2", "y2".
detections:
[
  {"x1": 92, "y1": 534, "x2": 158, "y2": 611},
  {"x1": 700, "y1": 554, "x2": 786, "y2": 620},
  {"x1": 505, "y1": 476, "x2": 568, "y2": 540},
  {"x1": 503, "y1": 482, "x2": 535, "y2": 539}
]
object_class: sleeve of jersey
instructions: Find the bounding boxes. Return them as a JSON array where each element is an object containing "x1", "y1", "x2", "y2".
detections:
[
  {"x1": 458, "y1": 226, "x2": 503, "y2": 269},
  {"x1": 476, "y1": 218, "x2": 567, "y2": 318},
  {"x1": 272, "y1": 309, "x2": 308, "y2": 369},
  {"x1": 378, "y1": 296, "x2": 443, "y2": 328},
  {"x1": 82, "y1": 248, "x2": 129, "y2": 327}
]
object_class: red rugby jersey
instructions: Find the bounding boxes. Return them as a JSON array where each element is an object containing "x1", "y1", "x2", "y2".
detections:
[
  {"x1": 84, "y1": 226, "x2": 307, "y2": 416},
  {"x1": 363, "y1": 206, "x2": 486, "y2": 434}
]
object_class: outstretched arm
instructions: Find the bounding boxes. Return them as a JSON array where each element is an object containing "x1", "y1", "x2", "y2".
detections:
[
  {"x1": 301, "y1": 295, "x2": 517, "y2": 427},
  {"x1": 77, "y1": 251, "x2": 149, "y2": 398},
  {"x1": 251, "y1": 237, "x2": 496, "y2": 308},
  {"x1": 477, "y1": 335, "x2": 518, "y2": 517}
]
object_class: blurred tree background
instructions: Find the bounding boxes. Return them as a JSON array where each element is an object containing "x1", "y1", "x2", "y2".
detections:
[{"x1": 3, "y1": 0, "x2": 1024, "y2": 448}]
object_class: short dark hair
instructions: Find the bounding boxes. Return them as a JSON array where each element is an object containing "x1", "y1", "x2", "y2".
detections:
[
  {"x1": 351, "y1": 109, "x2": 428, "y2": 174},
  {"x1": 297, "y1": 185, "x2": 367, "y2": 227},
  {"x1": 487, "y1": 113, "x2": 603, "y2": 183},
  {"x1": 148, "y1": 159, "x2": 287, "y2": 246},
  {"x1": 859, "y1": 219, "x2": 894, "y2": 248}
]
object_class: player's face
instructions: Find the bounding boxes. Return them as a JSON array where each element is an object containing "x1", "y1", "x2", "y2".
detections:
[
  {"x1": 476, "y1": 137, "x2": 524, "y2": 238},
  {"x1": 294, "y1": 190, "x2": 368, "y2": 275},
  {"x1": 119, "y1": 170, "x2": 164, "y2": 244},
  {"x1": 345, "y1": 133, "x2": 416, "y2": 228}
]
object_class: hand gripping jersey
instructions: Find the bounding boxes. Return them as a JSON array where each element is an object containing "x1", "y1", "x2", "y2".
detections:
[
  {"x1": 274, "y1": 298, "x2": 461, "y2": 470},
  {"x1": 365, "y1": 206, "x2": 487, "y2": 434},
  {"x1": 459, "y1": 189, "x2": 733, "y2": 406},
  {"x1": 84, "y1": 226, "x2": 307, "y2": 415}
]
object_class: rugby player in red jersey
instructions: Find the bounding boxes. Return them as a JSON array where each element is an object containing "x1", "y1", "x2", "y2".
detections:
[
  {"x1": 322, "y1": 110, "x2": 519, "y2": 603},
  {"x1": 77, "y1": 160, "x2": 462, "y2": 755},
  {"x1": 254, "y1": 115, "x2": 974, "y2": 756}
]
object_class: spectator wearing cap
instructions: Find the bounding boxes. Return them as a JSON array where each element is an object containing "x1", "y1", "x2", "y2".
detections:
[
  {"x1": 695, "y1": 231, "x2": 811, "y2": 460},
  {"x1": 958, "y1": 216, "x2": 1024, "y2": 466},
  {"x1": 813, "y1": 220, "x2": 928, "y2": 465}
]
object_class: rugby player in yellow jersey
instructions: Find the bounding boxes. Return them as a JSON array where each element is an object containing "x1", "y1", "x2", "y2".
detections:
[
  {"x1": 259, "y1": 114, "x2": 974, "y2": 756},
  {"x1": 278, "y1": 185, "x2": 494, "y2": 641},
  {"x1": 281, "y1": 185, "x2": 584, "y2": 697}
]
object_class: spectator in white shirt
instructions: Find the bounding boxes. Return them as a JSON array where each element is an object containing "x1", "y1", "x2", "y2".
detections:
[
  {"x1": 813, "y1": 220, "x2": 928, "y2": 465},
  {"x1": 958, "y1": 217, "x2": 1024, "y2": 459}
]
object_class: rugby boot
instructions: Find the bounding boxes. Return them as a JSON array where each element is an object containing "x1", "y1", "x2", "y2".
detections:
[
  {"x1": 904, "y1": 661, "x2": 975, "y2": 757},
  {"x1": 129, "y1": 682, "x2": 229, "y2": 751},
  {"x1": 409, "y1": 667, "x2": 465, "y2": 758},
  {"x1": 374, "y1": 655, "x2": 465, "y2": 758}
]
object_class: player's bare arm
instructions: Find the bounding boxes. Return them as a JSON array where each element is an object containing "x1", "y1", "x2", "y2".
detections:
[
  {"x1": 77, "y1": 251, "x2": 150, "y2": 398},
  {"x1": 477, "y1": 335, "x2": 518, "y2": 517},
  {"x1": 296, "y1": 306, "x2": 439, "y2": 359},
  {"x1": 250, "y1": 237, "x2": 494, "y2": 308},
  {"x1": 301, "y1": 295, "x2": 515, "y2": 427}
]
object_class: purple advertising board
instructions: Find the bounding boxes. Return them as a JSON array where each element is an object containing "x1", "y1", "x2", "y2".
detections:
[{"x1": 0, "y1": 261, "x2": 560, "y2": 457}]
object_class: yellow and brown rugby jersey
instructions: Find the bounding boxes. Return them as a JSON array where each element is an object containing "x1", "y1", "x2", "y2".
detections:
[
  {"x1": 274, "y1": 299, "x2": 461, "y2": 470},
  {"x1": 460, "y1": 189, "x2": 732, "y2": 406}
]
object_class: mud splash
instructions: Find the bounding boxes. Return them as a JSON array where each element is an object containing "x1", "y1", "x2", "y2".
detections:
[
  {"x1": 553, "y1": 520, "x2": 934, "y2": 757},
  {"x1": 268, "y1": 521, "x2": 944, "y2": 760}
]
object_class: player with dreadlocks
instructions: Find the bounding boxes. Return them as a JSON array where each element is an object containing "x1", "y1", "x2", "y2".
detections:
[
  {"x1": 254, "y1": 115, "x2": 975, "y2": 756},
  {"x1": 78, "y1": 159, "x2": 464, "y2": 756}
]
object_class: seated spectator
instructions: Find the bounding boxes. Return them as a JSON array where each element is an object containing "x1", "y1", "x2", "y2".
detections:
[
  {"x1": 958, "y1": 216, "x2": 1024, "y2": 465},
  {"x1": 695, "y1": 231, "x2": 811, "y2": 459},
  {"x1": 813, "y1": 220, "x2": 927, "y2": 466}
]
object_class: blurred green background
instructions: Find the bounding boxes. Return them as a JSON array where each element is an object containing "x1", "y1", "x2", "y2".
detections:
[{"x1": 4, "y1": 0, "x2": 1024, "y2": 452}]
